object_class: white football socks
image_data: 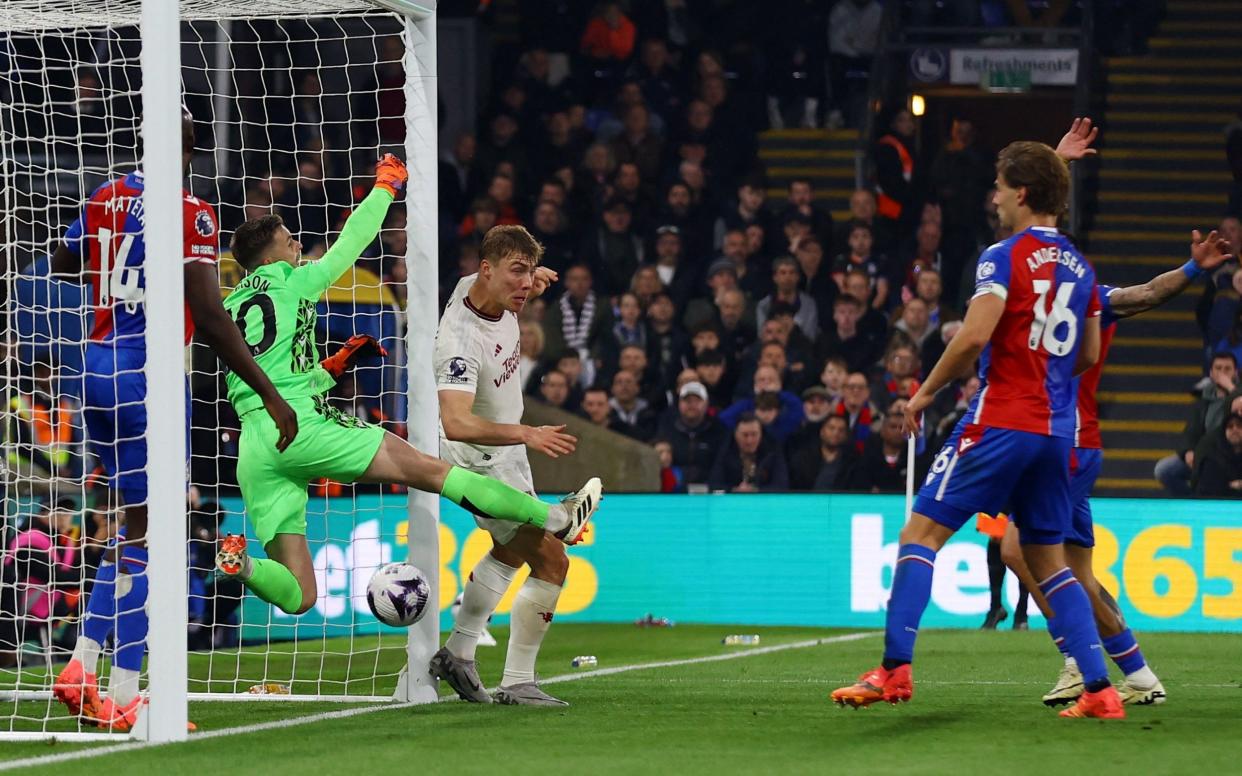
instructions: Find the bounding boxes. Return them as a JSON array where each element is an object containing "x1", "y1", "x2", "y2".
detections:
[
  {"x1": 71, "y1": 636, "x2": 102, "y2": 676},
  {"x1": 110, "y1": 667, "x2": 140, "y2": 706},
  {"x1": 544, "y1": 505, "x2": 570, "y2": 534},
  {"x1": 1125, "y1": 664, "x2": 1159, "y2": 689},
  {"x1": 445, "y1": 554, "x2": 517, "y2": 662},
  {"x1": 501, "y1": 577, "x2": 562, "y2": 688}
]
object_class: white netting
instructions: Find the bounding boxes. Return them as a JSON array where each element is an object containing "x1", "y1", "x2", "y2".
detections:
[{"x1": 2, "y1": 1, "x2": 422, "y2": 739}]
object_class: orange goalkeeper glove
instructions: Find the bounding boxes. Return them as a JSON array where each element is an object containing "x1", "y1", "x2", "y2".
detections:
[
  {"x1": 374, "y1": 153, "x2": 408, "y2": 197},
  {"x1": 321, "y1": 334, "x2": 388, "y2": 379}
]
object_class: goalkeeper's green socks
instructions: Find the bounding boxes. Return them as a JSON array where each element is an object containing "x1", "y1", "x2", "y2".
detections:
[
  {"x1": 244, "y1": 558, "x2": 305, "y2": 615},
  {"x1": 441, "y1": 466, "x2": 551, "y2": 529}
]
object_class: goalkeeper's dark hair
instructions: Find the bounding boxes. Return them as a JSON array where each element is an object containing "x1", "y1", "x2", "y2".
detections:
[
  {"x1": 232, "y1": 214, "x2": 285, "y2": 271},
  {"x1": 996, "y1": 141, "x2": 1069, "y2": 217},
  {"x1": 480, "y1": 224, "x2": 544, "y2": 267}
]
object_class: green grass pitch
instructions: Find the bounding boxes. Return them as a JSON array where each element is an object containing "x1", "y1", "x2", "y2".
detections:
[{"x1": 2, "y1": 624, "x2": 1239, "y2": 774}]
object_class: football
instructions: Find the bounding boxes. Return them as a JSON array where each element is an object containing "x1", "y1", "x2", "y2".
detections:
[{"x1": 366, "y1": 563, "x2": 431, "y2": 627}]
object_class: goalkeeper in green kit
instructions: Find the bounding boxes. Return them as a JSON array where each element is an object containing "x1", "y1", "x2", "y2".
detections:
[{"x1": 215, "y1": 154, "x2": 601, "y2": 615}]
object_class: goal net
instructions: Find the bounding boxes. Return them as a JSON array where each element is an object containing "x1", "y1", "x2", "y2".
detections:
[{"x1": 1, "y1": 0, "x2": 440, "y2": 741}]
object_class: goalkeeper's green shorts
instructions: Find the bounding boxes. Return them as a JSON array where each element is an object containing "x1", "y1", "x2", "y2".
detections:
[{"x1": 236, "y1": 395, "x2": 386, "y2": 547}]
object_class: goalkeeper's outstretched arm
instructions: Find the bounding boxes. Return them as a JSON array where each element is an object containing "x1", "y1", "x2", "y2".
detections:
[{"x1": 291, "y1": 154, "x2": 408, "y2": 299}]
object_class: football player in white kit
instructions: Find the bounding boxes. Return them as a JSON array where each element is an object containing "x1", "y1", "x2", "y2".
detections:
[{"x1": 430, "y1": 225, "x2": 602, "y2": 706}]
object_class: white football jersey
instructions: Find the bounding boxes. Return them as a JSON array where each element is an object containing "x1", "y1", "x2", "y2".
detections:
[{"x1": 434, "y1": 274, "x2": 527, "y2": 471}]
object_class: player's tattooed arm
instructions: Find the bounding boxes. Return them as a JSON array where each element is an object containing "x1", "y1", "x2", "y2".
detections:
[{"x1": 1107, "y1": 229, "x2": 1233, "y2": 318}]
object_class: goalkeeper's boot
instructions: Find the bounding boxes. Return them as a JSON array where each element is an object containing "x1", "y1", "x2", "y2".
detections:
[
  {"x1": 1118, "y1": 676, "x2": 1167, "y2": 706},
  {"x1": 215, "y1": 534, "x2": 252, "y2": 578},
  {"x1": 493, "y1": 680, "x2": 568, "y2": 707},
  {"x1": 553, "y1": 477, "x2": 602, "y2": 545},
  {"x1": 1059, "y1": 685, "x2": 1125, "y2": 719},
  {"x1": 430, "y1": 646, "x2": 492, "y2": 703},
  {"x1": 88, "y1": 696, "x2": 199, "y2": 732},
  {"x1": 1042, "y1": 659, "x2": 1084, "y2": 707},
  {"x1": 52, "y1": 659, "x2": 100, "y2": 718},
  {"x1": 831, "y1": 664, "x2": 913, "y2": 708}
]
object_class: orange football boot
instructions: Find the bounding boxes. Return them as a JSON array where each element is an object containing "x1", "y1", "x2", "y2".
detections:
[
  {"x1": 831, "y1": 664, "x2": 913, "y2": 708},
  {"x1": 1059, "y1": 686, "x2": 1126, "y2": 719}
]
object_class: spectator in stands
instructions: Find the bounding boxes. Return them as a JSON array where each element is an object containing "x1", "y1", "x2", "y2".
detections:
[
  {"x1": 912, "y1": 266, "x2": 956, "y2": 328},
  {"x1": 894, "y1": 298, "x2": 934, "y2": 349},
  {"x1": 781, "y1": 178, "x2": 834, "y2": 247},
  {"x1": 818, "y1": 294, "x2": 883, "y2": 374},
  {"x1": 842, "y1": 268, "x2": 890, "y2": 339},
  {"x1": 534, "y1": 111, "x2": 587, "y2": 186},
  {"x1": 1203, "y1": 265, "x2": 1242, "y2": 357},
  {"x1": 785, "y1": 383, "x2": 835, "y2": 458},
  {"x1": 819, "y1": 356, "x2": 849, "y2": 403},
  {"x1": 611, "y1": 161, "x2": 657, "y2": 232},
  {"x1": 1214, "y1": 306, "x2": 1242, "y2": 370},
  {"x1": 765, "y1": 40, "x2": 824, "y2": 130},
  {"x1": 714, "y1": 177, "x2": 774, "y2": 255},
  {"x1": 659, "y1": 381, "x2": 729, "y2": 485},
  {"x1": 832, "y1": 371, "x2": 880, "y2": 454},
  {"x1": 577, "y1": 142, "x2": 617, "y2": 210},
  {"x1": 846, "y1": 402, "x2": 921, "y2": 493},
  {"x1": 709, "y1": 413, "x2": 789, "y2": 492},
  {"x1": 1156, "y1": 352, "x2": 1238, "y2": 495},
  {"x1": 658, "y1": 180, "x2": 713, "y2": 262},
  {"x1": 611, "y1": 103, "x2": 664, "y2": 186},
  {"x1": 440, "y1": 133, "x2": 481, "y2": 225},
  {"x1": 652, "y1": 438, "x2": 686, "y2": 492},
  {"x1": 874, "y1": 109, "x2": 918, "y2": 238},
  {"x1": 756, "y1": 256, "x2": 819, "y2": 339},
  {"x1": 7, "y1": 361, "x2": 82, "y2": 486},
  {"x1": 871, "y1": 341, "x2": 922, "y2": 410},
  {"x1": 545, "y1": 264, "x2": 610, "y2": 381},
  {"x1": 827, "y1": 0, "x2": 883, "y2": 128},
  {"x1": 459, "y1": 196, "x2": 501, "y2": 244},
  {"x1": 630, "y1": 37, "x2": 685, "y2": 123},
  {"x1": 647, "y1": 292, "x2": 690, "y2": 388},
  {"x1": 580, "y1": 2, "x2": 638, "y2": 64},
  {"x1": 582, "y1": 198, "x2": 645, "y2": 298},
  {"x1": 608, "y1": 368, "x2": 657, "y2": 441},
  {"x1": 619, "y1": 343, "x2": 667, "y2": 411},
  {"x1": 537, "y1": 369, "x2": 572, "y2": 410},
  {"x1": 555, "y1": 350, "x2": 587, "y2": 393},
  {"x1": 580, "y1": 386, "x2": 622, "y2": 431},
  {"x1": 693, "y1": 348, "x2": 733, "y2": 410},
  {"x1": 832, "y1": 221, "x2": 890, "y2": 310},
  {"x1": 790, "y1": 413, "x2": 859, "y2": 491},
  {"x1": 719, "y1": 365, "x2": 804, "y2": 440},
  {"x1": 597, "y1": 292, "x2": 648, "y2": 372},
  {"x1": 899, "y1": 221, "x2": 945, "y2": 298},
  {"x1": 2, "y1": 497, "x2": 79, "y2": 661},
  {"x1": 835, "y1": 189, "x2": 886, "y2": 255},
  {"x1": 525, "y1": 200, "x2": 571, "y2": 275},
  {"x1": 928, "y1": 117, "x2": 994, "y2": 307},
  {"x1": 519, "y1": 320, "x2": 545, "y2": 392},
  {"x1": 649, "y1": 225, "x2": 696, "y2": 311},
  {"x1": 793, "y1": 234, "x2": 838, "y2": 318},
  {"x1": 1194, "y1": 413, "x2": 1242, "y2": 498},
  {"x1": 476, "y1": 112, "x2": 530, "y2": 188},
  {"x1": 921, "y1": 319, "x2": 963, "y2": 381}
]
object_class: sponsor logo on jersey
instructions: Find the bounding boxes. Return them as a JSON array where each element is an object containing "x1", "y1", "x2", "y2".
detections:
[
  {"x1": 444, "y1": 356, "x2": 469, "y2": 384},
  {"x1": 195, "y1": 210, "x2": 215, "y2": 237},
  {"x1": 976, "y1": 260, "x2": 995, "y2": 280},
  {"x1": 494, "y1": 344, "x2": 521, "y2": 388},
  {"x1": 494, "y1": 343, "x2": 502, "y2": 356}
]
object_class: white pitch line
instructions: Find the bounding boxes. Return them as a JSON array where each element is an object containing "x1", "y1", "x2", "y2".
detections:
[{"x1": 0, "y1": 631, "x2": 879, "y2": 772}]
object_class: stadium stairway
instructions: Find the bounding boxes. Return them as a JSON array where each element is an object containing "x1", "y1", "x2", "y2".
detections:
[
  {"x1": 1086, "y1": 0, "x2": 1236, "y2": 496},
  {"x1": 759, "y1": 128, "x2": 856, "y2": 224}
]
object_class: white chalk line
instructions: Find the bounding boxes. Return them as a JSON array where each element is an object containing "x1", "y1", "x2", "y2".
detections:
[{"x1": 0, "y1": 631, "x2": 880, "y2": 772}]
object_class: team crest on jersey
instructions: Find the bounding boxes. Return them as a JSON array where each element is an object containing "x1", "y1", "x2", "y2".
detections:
[
  {"x1": 976, "y1": 260, "x2": 996, "y2": 280},
  {"x1": 444, "y1": 356, "x2": 469, "y2": 384},
  {"x1": 194, "y1": 210, "x2": 215, "y2": 237}
]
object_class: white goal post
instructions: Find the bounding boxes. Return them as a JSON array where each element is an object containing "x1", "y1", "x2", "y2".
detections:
[{"x1": 0, "y1": 0, "x2": 439, "y2": 743}]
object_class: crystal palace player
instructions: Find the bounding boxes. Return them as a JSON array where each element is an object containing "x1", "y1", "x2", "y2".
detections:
[
  {"x1": 48, "y1": 111, "x2": 299, "y2": 730},
  {"x1": 831, "y1": 140, "x2": 1124, "y2": 719},
  {"x1": 994, "y1": 120, "x2": 1232, "y2": 708},
  {"x1": 212, "y1": 157, "x2": 599, "y2": 625}
]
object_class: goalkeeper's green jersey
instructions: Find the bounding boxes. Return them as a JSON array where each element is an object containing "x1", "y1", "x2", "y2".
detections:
[{"x1": 223, "y1": 187, "x2": 394, "y2": 416}]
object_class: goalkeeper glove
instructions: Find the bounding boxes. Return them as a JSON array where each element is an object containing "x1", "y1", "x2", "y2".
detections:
[
  {"x1": 374, "y1": 153, "x2": 408, "y2": 197},
  {"x1": 321, "y1": 334, "x2": 388, "y2": 379}
]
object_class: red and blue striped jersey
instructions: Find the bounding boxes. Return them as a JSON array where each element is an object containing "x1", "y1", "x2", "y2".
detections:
[
  {"x1": 61, "y1": 171, "x2": 219, "y2": 350},
  {"x1": 965, "y1": 226, "x2": 1101, "y2": 439},
  {"x1": 1074, "y1": 284, "x2": 1119, "y2": 449}
]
